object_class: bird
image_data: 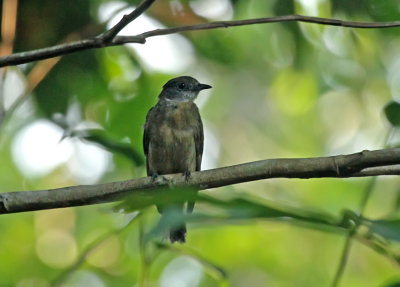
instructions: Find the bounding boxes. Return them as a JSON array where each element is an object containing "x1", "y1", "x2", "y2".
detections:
[{"x1": 143, "y1": 76, "x2": 211, "y2": 243}]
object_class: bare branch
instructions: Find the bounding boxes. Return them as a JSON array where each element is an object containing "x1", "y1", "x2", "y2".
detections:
[
  {"x1": 1, "y1": 14, "x2": 400, "y2": 67},
  {"x1": 0, "y1": 37, "x2": 143, "y2": 67},
  {"x1": 0, "y1": 0, "x2": 155, "y2": 68},
  {"x1": 137, "y1": 14, "x2": 400, "y2": 39},
  {"x1": 0, "y1": 148, "x2": 399, "y2": 214},
  {"x1": 100, "y1": 0, "x2": 156, "y2": 42}
]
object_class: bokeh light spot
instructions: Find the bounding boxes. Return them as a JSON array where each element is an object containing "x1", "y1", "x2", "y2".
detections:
[
  {"x1": 36, "y1": 230, "x2": 77, "y2": 268},
  {"x1": 98, "y1": 2, "x2": 194, "y2": 73},
  {"x1": 35, "y1": 209, "x2": 76, "y2": 235},
  {"x1": 190, "y1": 0, "x2": 233, "y2": 20},
  {"x1": 270, "y1": 69, "x2": 317, "y2": 116},
  {"x1": 67, "y1": 139, "x2": 112, "y2": 184},
  {"x1": 61, "y1": 271, "x2": 105, "y2": 287},
  {"x1": 160, "y1": 256, "x2": 203, "y2": 287},
  {"x1": 16, "y1": 277, "x2": 50, "y2": 287},
  {"x1": 11, "y1": 120, "x2": 73, "y2": 178},
  {"x1": 86, "y1": 235, "x2": 120, "y2": 269}
]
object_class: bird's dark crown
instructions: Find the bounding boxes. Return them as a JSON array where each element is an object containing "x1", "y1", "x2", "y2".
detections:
[{"x1": 159, "y1": 76, "x2": 212, "y2": 102}]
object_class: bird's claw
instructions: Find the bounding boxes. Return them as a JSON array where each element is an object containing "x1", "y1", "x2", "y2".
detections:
[
  {"x1": 183, "y1": 170, "x2": 191, "y2": 182},
  {"x1": 151, "y1": 173, "x2": 159, "y2": 182},
  {"x1": 151, "y1": 173, "x2": 169, "y2": 183}
]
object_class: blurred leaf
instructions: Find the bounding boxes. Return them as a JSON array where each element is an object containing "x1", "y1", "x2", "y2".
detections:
[
  {"x1": 145, "y1": 208, "x2": 189, "y2": 243},
  {"x1": 273, "y1": 0, "x2": 295, "y2": 15},
  {"x1": 384, "y1": 101, "x2": 400, "y2": 127},
  {"x1": 394, "y1": 188, "x2": 400, "y2": 212},
  {"x1": 143, "y1": 193, "x2": 341, "y2": 245},
  {"x1": 380, "y1": 278, "x2": 400, "y2": 287},
  {"x1": 114, "y1": 187, "x2": 198, "y2": 213},
  {"x1": 120, "y1": 191, "x2": 340, "y2": 230},
  {"x1": 60, "y1": 126, "x2": 145, "y2": 166},
  {"x1": 15, "y1": 0, "x2": 91, "y2": 51},
  {"x1": 4, "y1": 0, "x2": 400, "y2": 284},
  {"x1": 80, "y1": 129, "x2": 144, "y2": 166},
  {"x1": 196, "y1": 194, "x2": 338, "y2": 227},
  {"x1": 367, "y1": 219, "x2": 400, "y2": 241}
]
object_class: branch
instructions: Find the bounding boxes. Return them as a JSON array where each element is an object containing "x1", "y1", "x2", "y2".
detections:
[
  {"x1": 1, "y1": 14, "x2": 400, "y2": 67},
  {"x1": 0, "y1": 0, "x2": 156, "y2": 68},
  {"x1": 100, "y1": 0, "x2": 156, "y2": 42},
  {"x1": 331, "y1": 129, "x2": 393, "y2": 287},
  {"x1": 1, "y1": 148, "x2": 400, "y2": 214}
]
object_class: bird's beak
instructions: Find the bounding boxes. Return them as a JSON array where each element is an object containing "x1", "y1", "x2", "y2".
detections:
[{"x1": 197, "y1": 83, "x2": 212, "y2": 91}]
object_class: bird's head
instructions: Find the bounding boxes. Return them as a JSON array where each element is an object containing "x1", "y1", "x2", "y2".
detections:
[{"x1": 159, "y1": 76, "x2": 212, "y2": 102}]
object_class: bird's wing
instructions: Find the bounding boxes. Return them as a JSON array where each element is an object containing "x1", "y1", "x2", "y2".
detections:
[
  {"x1": 194, "y1": 106, "x2": 204, "y2": 172},
  {"x1": 188, "y1": 105, "x2": 203, "y2": 214},
  {"x1": 143, "y1": 106, "x2": 155, "y2": 175}
]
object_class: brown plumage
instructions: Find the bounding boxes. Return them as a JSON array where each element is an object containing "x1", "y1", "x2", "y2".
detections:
[{"x1": 143, "y1": 76, "x2": 211, "y2": 243}]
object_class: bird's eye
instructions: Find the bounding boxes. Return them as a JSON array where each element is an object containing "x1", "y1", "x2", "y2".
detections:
[{"x1": 178, "y1": 83, "x2": 185, "y2": 90}]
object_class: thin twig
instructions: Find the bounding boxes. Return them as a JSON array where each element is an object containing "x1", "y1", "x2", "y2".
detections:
[
  {"x1": 354, "y1": 233, "x2": 400, "y2": 267},
  {"x1": 0, "y1": 32, "x2": 81, "y2": 128},
  {"x1": 331, "y1": 233, "x2": 353, "y2": 287},
  {"x1": 330, "y1": 130, "x2": 393, "y2": 287},
  {"x1": 1, "y1": 14, "x2": 400, "y2": 67},
  {"x1": 0, "y1": 56, "x2": 61, "y2": 128},
  {"x1": 0, "y1": 69, "x2": 7, "y2": 123},
  {"x1": 0, "y1": 148, "x2": 400, "y2": 214},
  {"x1": 0, "y1": 0, "x2": 157, "y2": 67},
  {"x1": 331, "y1": 178, "x2": 378, "y2": 287},
  {"x1": 100, "y1": 0, "x2": 156, "y2": 42},
  {"x1": 0, "y1": 4, "x2": 138, "y2": 128},
  {"x1": 138, "y1": 218, "x2": 150, "y2": 287},
  {"x1": 52, "y1": 213, "x2": 140, "y2": 286}
]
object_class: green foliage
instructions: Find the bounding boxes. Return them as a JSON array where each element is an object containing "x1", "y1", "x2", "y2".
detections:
[
  {"x1": 367, "y1": 219, "x2": 400, "y2": 242},
  {"x1": 384, "y1": 101, "x2": 400, "y2": 127},
  {"x1": 114, "y1": 187, "x2": 198, "y2": 213},
  {"x1": 72, "y1": 129, "x2": 145, "y2": 166},
  {"x1": 1, "y1": 0, "x2": 400, "y2": 286}
]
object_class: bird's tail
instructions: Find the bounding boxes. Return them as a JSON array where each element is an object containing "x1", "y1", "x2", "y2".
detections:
[{"x1": 169, "y1": 223, "x2": 186, "y2": 243}]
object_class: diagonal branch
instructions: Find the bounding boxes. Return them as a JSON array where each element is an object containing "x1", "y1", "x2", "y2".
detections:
[
  {"x1": 0, "y1": 148, "x2": 400, "y2": 214},
  {"x1": 100, "y1": 0, "x2": 156, "y2": 42},
  {"x1": 1, "y1": 14, "x2": 400, "y2": 67}
]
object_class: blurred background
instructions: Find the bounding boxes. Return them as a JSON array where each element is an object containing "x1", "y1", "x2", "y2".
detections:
[{"x1": 1, "y1": 0, "x2": 400, "y2": 286}]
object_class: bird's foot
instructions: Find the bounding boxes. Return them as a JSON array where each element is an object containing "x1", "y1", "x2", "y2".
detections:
[
  {"x1": 150, "y1": 173, "x2": 159, "y2": 182},
  {"x1": 183, "y1": 170, "x2": 192, "y2": 183},
  {"x1": 151, "y1": 173, "x2": 169, "y2": 183}
]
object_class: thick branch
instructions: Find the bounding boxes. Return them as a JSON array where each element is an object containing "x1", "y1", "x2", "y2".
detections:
[
  {"x1": 1, "y1": 14, "x2": 400, "y2": 67},
  {"x1": 0, "y1": 148, "x2": 399, "y2": 214}
]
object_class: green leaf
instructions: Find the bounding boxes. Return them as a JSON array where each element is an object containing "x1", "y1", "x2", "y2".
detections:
[
  {"x1": 380, "y1": 278, "x2": 400, "y2": 287},
  {"x1": 81, "y1": 129, "x2": 144, "y2": 166},
  {"x1": 367, "y1": 219, "x2": 400, "y2": 241},
  {"x1": 196, "y1": 194, "x2": 338, "y2": 227},
  {"x1": 113, "y1": 187, "x2": 198, "y2": 213},
  {"x1": 142, "y1": 194, "x2": 341, "y2": 244},
  {"x1": 384, "y1": 101, "x2": 400, "y2": 127}
]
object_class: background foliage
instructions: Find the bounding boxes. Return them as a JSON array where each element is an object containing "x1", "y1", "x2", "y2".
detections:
[{"x1": 1, "y1": 0, "x2": 400, "y2": 286}]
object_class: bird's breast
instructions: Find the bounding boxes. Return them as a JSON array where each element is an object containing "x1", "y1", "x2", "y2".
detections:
[
  {"x1": 147, "y1": 101, "x2": 199, "y2": 174},
  {"x1": 158, "y1": 102, "x2": 197, "y2": 147},
  {"x1": 163, "y1": 102, "x2": 197, "y2": 130}
]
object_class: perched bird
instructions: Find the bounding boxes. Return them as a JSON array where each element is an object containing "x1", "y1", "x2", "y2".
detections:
[{"x1": 143, "y1": 76, "x2": 211, "y2": 243}]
